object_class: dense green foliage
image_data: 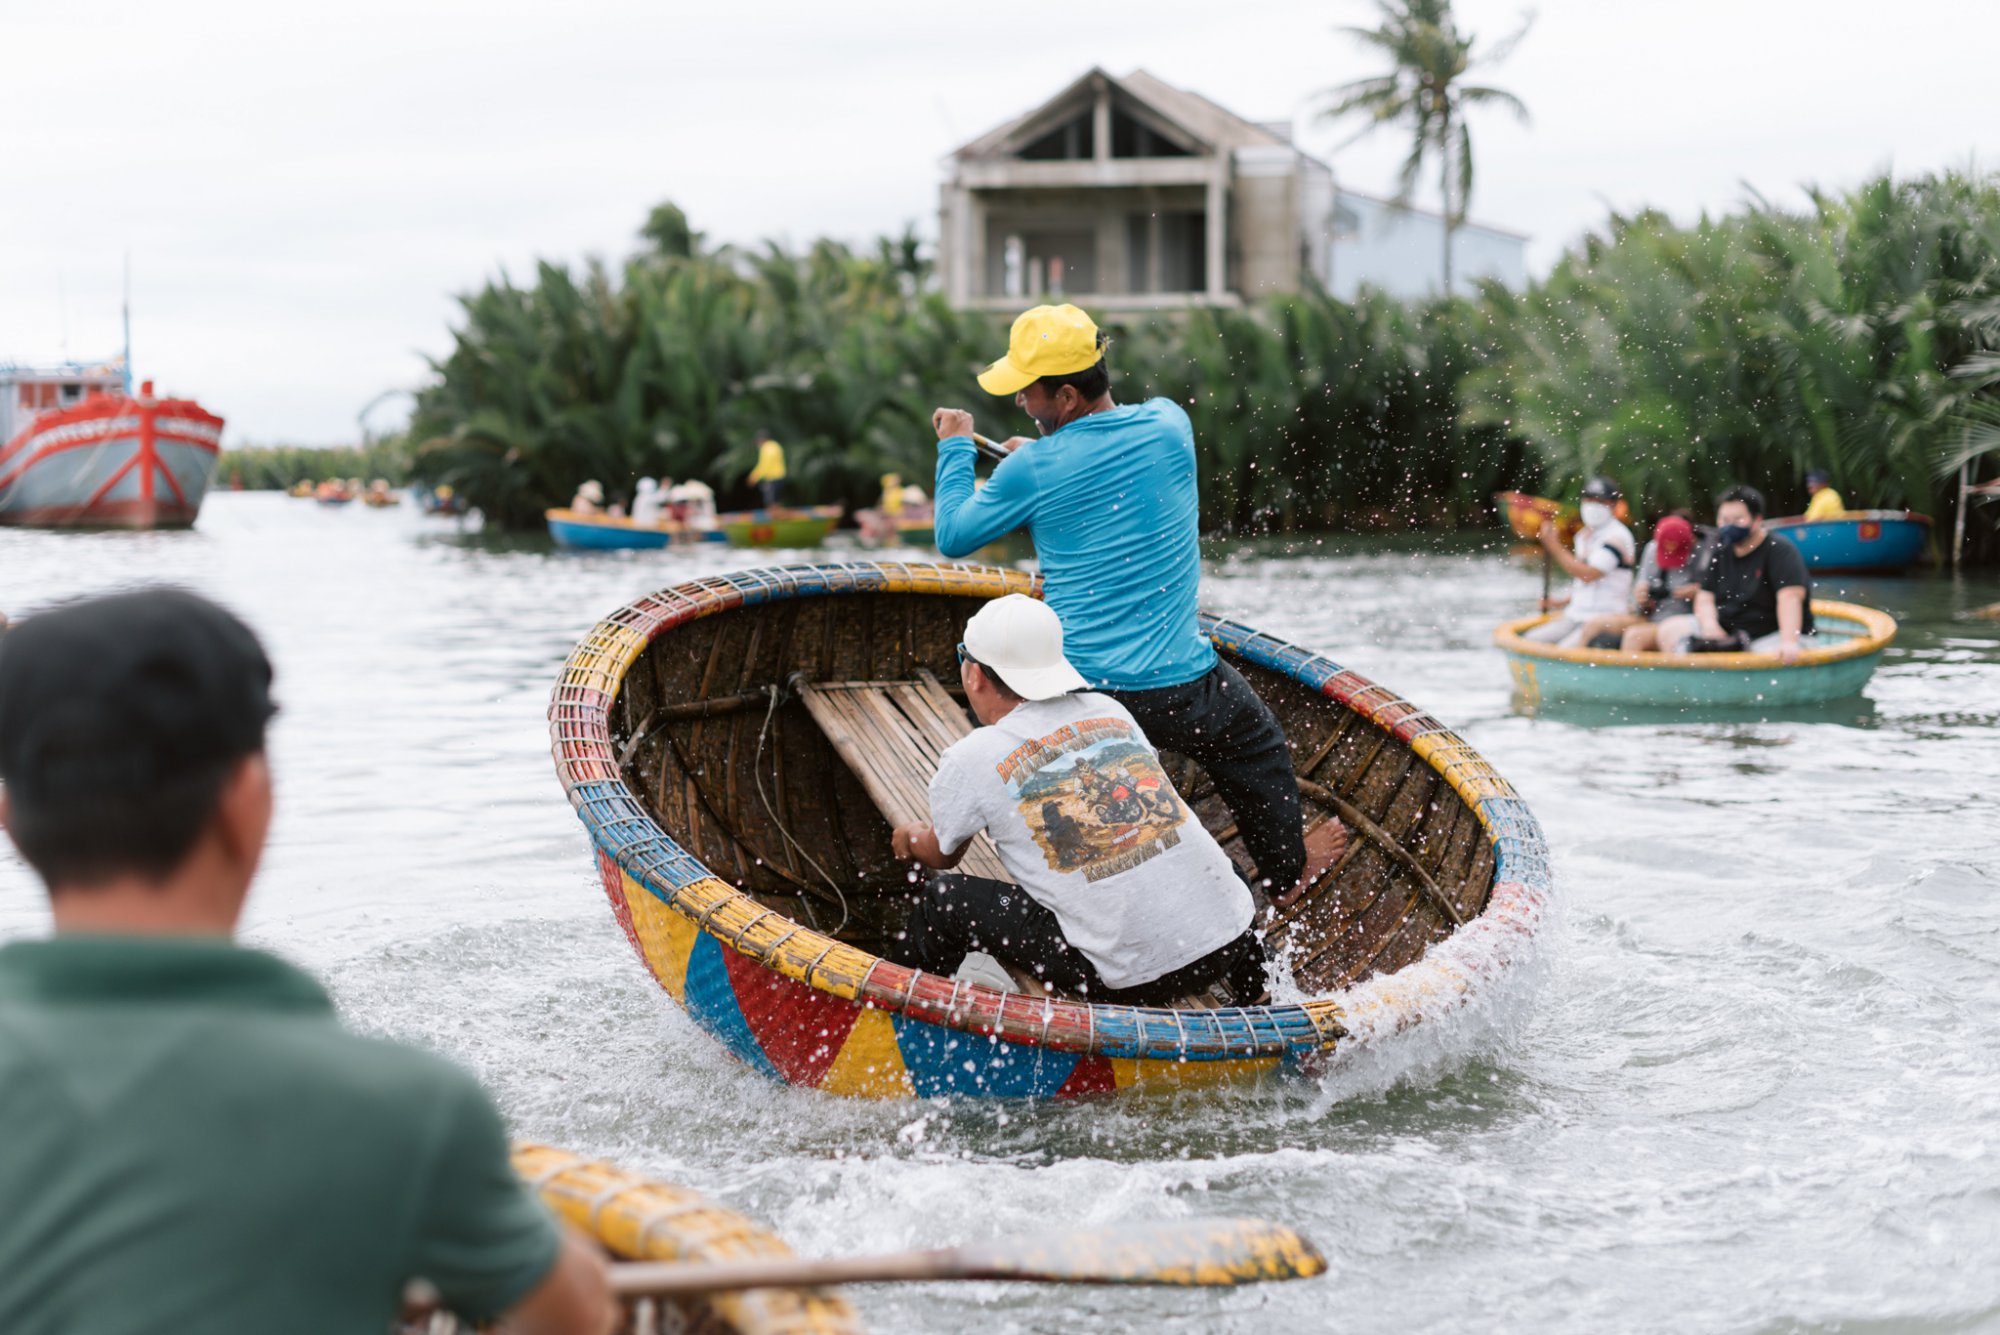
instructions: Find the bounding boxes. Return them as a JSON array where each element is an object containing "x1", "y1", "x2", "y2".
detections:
[
  {"x1": 407, "y1": 175, "x2": 2000, "y2": 557},
  {"x1": 221, "y1": 438, "x2": 412, "y2": 491},
  {"x1": 407, "y1": 211, "x2": 993, "y2": 529},
  {"x1": 1467, "y1": 172, "x2": 2000, "y2": 527}
]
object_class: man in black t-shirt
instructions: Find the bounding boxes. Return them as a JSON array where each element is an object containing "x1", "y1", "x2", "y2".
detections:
[{"x1": 1657, "y1": 485, "x2": 1816, "y2": 662}]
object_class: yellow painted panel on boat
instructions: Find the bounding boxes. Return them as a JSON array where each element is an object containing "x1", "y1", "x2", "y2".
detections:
[
  {"x1": 601, "y1": 623, "x2": 652, "y2": 675},
  {"x1": 625, "y1": 874, "x2": 699, "y2": 1001},
  {"x1": 817, "y1": 1005, "x2": 915, "y2": 1099},
  {"x1": 1110, "y1": 1055, "x2": 1279, "y2": 1091}
]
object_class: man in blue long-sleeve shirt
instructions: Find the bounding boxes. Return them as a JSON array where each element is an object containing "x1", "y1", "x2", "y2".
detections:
[{"x1": 930, "y1": 304, "x2": 1343, "y2": 907}]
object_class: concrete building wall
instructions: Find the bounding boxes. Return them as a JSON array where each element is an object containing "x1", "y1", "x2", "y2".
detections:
[
  {"x1": 1327, "y1": 192, "x2": 1528, "y2": 301},
  {"x1": 1230, "y1": 147, "x2": 1297, "y2": 299}
]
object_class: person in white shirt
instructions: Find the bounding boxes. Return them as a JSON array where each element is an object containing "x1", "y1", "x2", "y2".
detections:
[
  {"x1": 1523, "y1": 476, "x2": 1637, "y2": 647},
  {"x1": 630, "y1": 478, "x2": 663, "y2": 526},
  {"x1": 887, "y1": 594, "x2": 1266, "y2": 1004},
  {"x1": 669, "y1": 479, "x2": 717, "y2": 530}
]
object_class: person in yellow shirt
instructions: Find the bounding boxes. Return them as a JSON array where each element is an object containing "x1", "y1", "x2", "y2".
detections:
[
  {"x1": 1803, "y1": 468, "x2": 1845, "y2": 520},
  {"x1": 746, "y1": 432, "x2": 786, "y2": 510},
  {"x1": 878, "y1": 473, "x2": 904, "y2": 517}
]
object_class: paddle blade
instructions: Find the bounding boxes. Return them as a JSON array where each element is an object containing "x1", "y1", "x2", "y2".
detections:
[
  {"x1": 955, "y1": 1217, "x2": 1327, "y2": 1287},
  {"x1": 1494, "y1": 491, "x2": 1577, "y2": 541}
]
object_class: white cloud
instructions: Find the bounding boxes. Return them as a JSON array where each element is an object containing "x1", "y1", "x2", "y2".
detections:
[{"x1": 2, "y1": 0, "x2": 1993, "y2": 442}]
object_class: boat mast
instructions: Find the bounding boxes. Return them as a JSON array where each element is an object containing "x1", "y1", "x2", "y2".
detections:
[{"x1": 121, "y1": 253, "x2": 133, "y2": 395}]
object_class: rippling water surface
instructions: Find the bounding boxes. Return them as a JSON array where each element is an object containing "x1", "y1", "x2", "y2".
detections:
[{"x1": 3, "y1": 493, "x2": 1998, "y2": 1333}]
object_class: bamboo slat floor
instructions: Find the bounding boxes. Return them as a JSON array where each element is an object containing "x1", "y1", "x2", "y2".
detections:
[{"x1": 797, "y1": 673, "x2": 1009, "y2": 882}]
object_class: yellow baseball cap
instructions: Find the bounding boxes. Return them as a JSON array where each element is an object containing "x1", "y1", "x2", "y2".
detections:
[{"x1": 976, "y1": 304, "x2": 1102, "y2": 396}]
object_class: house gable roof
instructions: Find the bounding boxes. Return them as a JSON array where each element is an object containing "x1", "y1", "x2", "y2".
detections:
[{"x1": 950, "y1": 67, "x2": 1293, "y2": 163}]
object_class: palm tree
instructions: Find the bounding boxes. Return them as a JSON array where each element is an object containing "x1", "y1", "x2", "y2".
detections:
[{"x1": 1319, "y1": 0, "x2": 1530, "y2": 297}]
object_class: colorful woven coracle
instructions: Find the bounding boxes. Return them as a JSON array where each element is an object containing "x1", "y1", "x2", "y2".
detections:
[{"x1": 550, "y1": 563, "x2": 1551, "y2": 1099}]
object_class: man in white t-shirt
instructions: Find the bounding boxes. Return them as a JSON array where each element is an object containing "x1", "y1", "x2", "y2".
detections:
[
  {"x1": 1523, "y1": 476, "x2": 1637, "y2": 647},
  {"x1": 887, "y1": 595, "x2": 1265, "y2": 1004}
]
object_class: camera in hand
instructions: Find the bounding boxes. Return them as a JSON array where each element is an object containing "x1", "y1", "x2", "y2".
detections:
[{"x1": 1686, "y1": 630, "x2": 1753, "y2": 654}]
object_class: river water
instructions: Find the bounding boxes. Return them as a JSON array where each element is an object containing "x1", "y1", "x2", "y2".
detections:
[{"x1": 3, "y1": 491, "x2": 1998, "y2": 1334}]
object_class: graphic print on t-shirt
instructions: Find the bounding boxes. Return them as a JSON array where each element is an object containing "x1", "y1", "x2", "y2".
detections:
[{"x1": 994, "y1": 716, "x2": 1185, "y2": 881}]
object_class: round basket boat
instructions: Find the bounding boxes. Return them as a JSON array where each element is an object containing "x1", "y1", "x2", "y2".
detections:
[
  {"x1": 512, "y1": 1144, "x2": 861, "y2": 1335},
  {"x1": 550, "y1": 563, "x2": 1551, "y2": 1100},
  {"x1": 1764, "y1": 511, "x2": 1932, "y2": 572},
  {"x1": 1495, "y1": 599, "x2": 1897, "y2": 711}
]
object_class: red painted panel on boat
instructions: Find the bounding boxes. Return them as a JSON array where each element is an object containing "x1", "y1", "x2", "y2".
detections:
[
  {"x1": 721, "y1": 945, "x2": 862, "y2": 1086},
  {"x1": 1055, "y1": 1054, "x2": 1117, "y2": 1098},
  {"x1": 597, "y1": 849, "x2": 643, "y2": 957}
]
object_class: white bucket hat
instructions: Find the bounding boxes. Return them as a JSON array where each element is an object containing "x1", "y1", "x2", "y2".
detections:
[{"x1": 961, "y1": 594, "x2": 1088, "y2": 701}]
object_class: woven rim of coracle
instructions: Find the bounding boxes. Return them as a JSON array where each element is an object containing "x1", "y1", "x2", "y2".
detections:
[{"x1": 1494, "y1": 599, "x2": 1897, "y2": 670}]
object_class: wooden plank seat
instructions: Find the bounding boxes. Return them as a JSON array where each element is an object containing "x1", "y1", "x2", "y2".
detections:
[
  {"x1": 797, "y1": 671, "x2": 1010, "y2": 883},
  {"x1": 797, "y1": 671, "x2": 1224, "y2": 1007}
]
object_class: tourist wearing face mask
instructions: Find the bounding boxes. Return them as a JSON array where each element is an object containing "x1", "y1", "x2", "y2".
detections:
[
  {"x1": 1523, "y1": 476, "x2": 1637, "y2": 648},
  {"x1": 1655, "y1": 484, "x2": 1816, "y2": 662},
  {"x1": 925, "y1": 304, "x2": 1348, "y2": 911}
]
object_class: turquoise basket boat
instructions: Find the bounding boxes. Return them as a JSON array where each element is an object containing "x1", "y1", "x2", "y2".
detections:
[{"x1": 1496, "y1": 600, "x2": 1897, "y2": 711}]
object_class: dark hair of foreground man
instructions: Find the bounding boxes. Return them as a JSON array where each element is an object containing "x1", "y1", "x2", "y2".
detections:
[{"x1": 0, "y1": 588, "x2": 612, "y2": 1335}]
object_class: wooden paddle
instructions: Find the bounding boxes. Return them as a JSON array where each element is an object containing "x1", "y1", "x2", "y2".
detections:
[
  {"x1": 969, "y1": 431, "x2": 1016, "y2": 464},
  {"x1": 1495, "y1": 491, "x2": 1571, "y2": 609},
  {"x1": 609, "y1": 1217, "x2": 1326, "y2": 1298}
]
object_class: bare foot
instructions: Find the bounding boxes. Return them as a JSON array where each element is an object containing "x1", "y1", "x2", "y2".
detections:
[{"x1": 1268, "y1": 818, "x2": 1348, "y2": 910}]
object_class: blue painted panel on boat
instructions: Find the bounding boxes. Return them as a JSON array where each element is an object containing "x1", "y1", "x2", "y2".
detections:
[
  {"x1": 891, "y1": 1013, "x2": 1080, "y2": 1097},
  {"x1": 683, "y1": 933, "x2": 783, "y2": 1079},
  {"x1": 548, "y1": 517, "x2": 670, "y2": 550}
]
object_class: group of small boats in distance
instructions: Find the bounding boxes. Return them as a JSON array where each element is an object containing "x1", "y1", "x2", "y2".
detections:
[
  {"x1": 287, "y1": 479, "x2": 470, "y2": 513},
  {"x1": 290, "y1": 478, "x2": 402, "y2": 507}
]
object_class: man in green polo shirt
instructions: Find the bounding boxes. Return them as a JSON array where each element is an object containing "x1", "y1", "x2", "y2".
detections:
[{"x1": 0, "y1": 590, "x2": 613, "y2": 1335}]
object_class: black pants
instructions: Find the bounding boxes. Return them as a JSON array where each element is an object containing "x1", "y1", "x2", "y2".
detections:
[
  {"x1": 889, "y1": 873, "x2": 1269, "y2": 1005},
  {"x1": 759, "y1": 478, "x2": 784, "y2": 509},
  {"x1": 1107, "y1": 659, "x2": 1304, "y2": 895}
]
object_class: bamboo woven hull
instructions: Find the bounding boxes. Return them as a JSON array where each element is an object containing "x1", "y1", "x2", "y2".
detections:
[
  {"x1": 1495, "y1": 600, "x2": 1897, "y2": 710},
  {"x1": 1765, "y1": 512, "x2": 1932, "y2": 571},
  {"x1": 512, "y1": 1144, "x2": 862, "y2": 1335},
  {"x1": 551, "y1": 563, "x2": 1551, "y2": 1100}
]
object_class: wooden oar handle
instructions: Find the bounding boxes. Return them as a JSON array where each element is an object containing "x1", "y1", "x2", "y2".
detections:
[
  {"x1": 607, "y1": 1217, "x2": 1327, "y2": 1297},
  {"x1": 969, "y1": 432, "x2": 1014, "y2": 463},
  {"x1": 611, "y1": 1249, "x2": 958, "y2": 1297}
]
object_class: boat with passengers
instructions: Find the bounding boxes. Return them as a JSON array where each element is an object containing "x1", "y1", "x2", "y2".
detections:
[
  {"x1": 1495, "y1": 599, "x2": 1896, "y2": 710},
  {"x1": 549, "y1": 562, "x2": 1550, "y2": 1100}
]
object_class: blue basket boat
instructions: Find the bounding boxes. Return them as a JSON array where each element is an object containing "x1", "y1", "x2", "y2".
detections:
[
  {"x1": 546, "y1": 508, "x2": 728, "y2": 550},
  {"x1": 1764, "y1": 511, "x2": 1931, "y2": 572},
  {"x1": 1496, "y1": 599, "x2": 1897, "y2": 711}
]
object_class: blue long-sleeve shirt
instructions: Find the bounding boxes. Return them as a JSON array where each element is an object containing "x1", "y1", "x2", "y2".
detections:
[{"x1": 935, "y1": 397, "x2": 1217, "y2": 691}]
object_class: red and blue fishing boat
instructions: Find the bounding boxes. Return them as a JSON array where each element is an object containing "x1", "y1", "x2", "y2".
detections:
[
  {"x1": 0, "y1": 365, "x2": 223, "y2": 529},
  {"x1": 1764, "y1": 511, "x2": 1931, "y2": 573}
]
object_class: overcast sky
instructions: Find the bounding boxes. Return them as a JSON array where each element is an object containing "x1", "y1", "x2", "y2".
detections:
[{"x1": 3, "y1": 0, "x2": 1995, "y2": 444}]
